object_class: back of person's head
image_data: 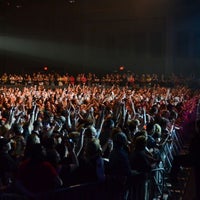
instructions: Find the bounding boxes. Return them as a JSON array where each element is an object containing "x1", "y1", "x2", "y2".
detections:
[
  {"x1": 27, "y1": 131, "x2": 41, "y2": 146},
  {"x1": 134, "y1": 130, "x2": 148, "y2": 139},
  {"x1": 84, "y1": 126, "x2": 97, "y2": 139},
  {"x1": 150, "y1": 105, "x2": 158, "y2": 116},
  {"x1": 146, "y1": 122, "x2": 155, "y2": 135},
  {"x1": 159, "y1": 117, "x2": 169, "y2": 130},
  {"x1": 84, "y1": 138, "x2": 102, "y2": 160},
  {"x1": 103, "y1": 119, "x2": 114, "y2": 129},
  {"x1": 134, "y1": 136, "x2": 147, "y2": 151},
  {"x1": 33, "y1": 120, "x2": 43, "y2": 130},
  {"x1": 128, "y1": 119, "x2": 140, "y2": 132},
  {"x1": 111, "y1": 127, "x2": 122, "y2": 139},
  {"x1": 82, "y1": 119, "x2": 94, "y2": 128},
  {"x1": 44, "y1": 111, "x2": 53, "y2": 120},
  {"x1": 161, "y1": 110, "x2": 170, "y2": 119},
  {"x1": 59, "y1": 116, "x2": 66, "y2": 125},
  {"x1": 12, "y1": 123, "x2": 23, "y2": 135},
  {"x1": 112, "y1": 132, "x2": 127, "y2": 148},
  {"x1": 169, "y1": 110, "x2": 178, "y2": 121},
  {"x1": 153, "y1": 123, "x2": 162, "y2": 139}
]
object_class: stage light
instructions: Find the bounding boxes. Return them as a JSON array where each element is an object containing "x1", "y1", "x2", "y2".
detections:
[{"x1": 119, "y1": 65, "x2": 125, "y2": 71}]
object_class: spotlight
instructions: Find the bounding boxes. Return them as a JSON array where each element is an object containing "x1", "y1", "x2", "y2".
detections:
[
  {"x1": 119, "y1": 65, "x2": 125, "y2": 71},
  {"x1": 44, "y1": 66, "x2": 48, "y2": 71}
]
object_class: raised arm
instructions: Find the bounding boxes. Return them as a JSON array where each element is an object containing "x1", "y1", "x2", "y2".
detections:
[{"x1": 95, "y1": 106, "x2": 105, "y2": 139}]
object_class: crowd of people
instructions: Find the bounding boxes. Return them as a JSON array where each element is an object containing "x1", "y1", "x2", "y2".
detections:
[
  {"x1": 0, "y1": 71, "x2": 198, "y2": 88},
  {"x1": 0, "y1": 72, "x2": 199, "y2": 199}
]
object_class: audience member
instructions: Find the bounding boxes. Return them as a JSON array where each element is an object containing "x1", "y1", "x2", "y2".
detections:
[
  {"x1": 0, "y1": 137, "x2": 18, "y2": 191},
  {"x1": 0, "y1": 71, "x2": 198, "y2": 199},
  {"x1": 16, "y1": 143, "x2": 62, "y2": 196}
]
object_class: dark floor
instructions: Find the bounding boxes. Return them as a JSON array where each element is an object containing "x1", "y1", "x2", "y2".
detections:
[
  {"x1": 183, "y1": 168, "x2": 196, "y2": 200},
  {"x1": 168, "y1": 167, "x2": 196, "y2": 200}
]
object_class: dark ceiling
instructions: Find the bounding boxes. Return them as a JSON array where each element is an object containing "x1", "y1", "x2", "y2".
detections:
[
  {"x1": 0, "y1": 0, "x2": 200, "y2": 75},
  {"x1": 0, "y1": 0, "x2": 199, "y2": 20}
]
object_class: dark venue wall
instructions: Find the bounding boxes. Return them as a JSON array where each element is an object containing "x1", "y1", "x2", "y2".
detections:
[{"x1": 0, "y1": 0, "x2": 200, "y2": 76}]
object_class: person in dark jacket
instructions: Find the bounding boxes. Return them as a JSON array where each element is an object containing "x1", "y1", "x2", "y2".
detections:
[{"x1": 0, "y1": 137, "x2": 18, "y2": 190}]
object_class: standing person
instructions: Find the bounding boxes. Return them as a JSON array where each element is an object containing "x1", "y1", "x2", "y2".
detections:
[
  {"x1": 108, "y1": 131, "x2": 134, "y2": 200},
  {"x1": 16, "y1": 143, "x2": 62, "y2": 196},
  {"x1": 129, "y1": 136, "x2": 154, "y2": 200},
  {"x1": 99, "y1": 119, "x2": 115, "y2": 159},
  {"x1": 0, "y1": 137, "x2": 18, "y2": 190},
  {"x1": 74, "y1": 138, "x2": 105, "y2": 184}
]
